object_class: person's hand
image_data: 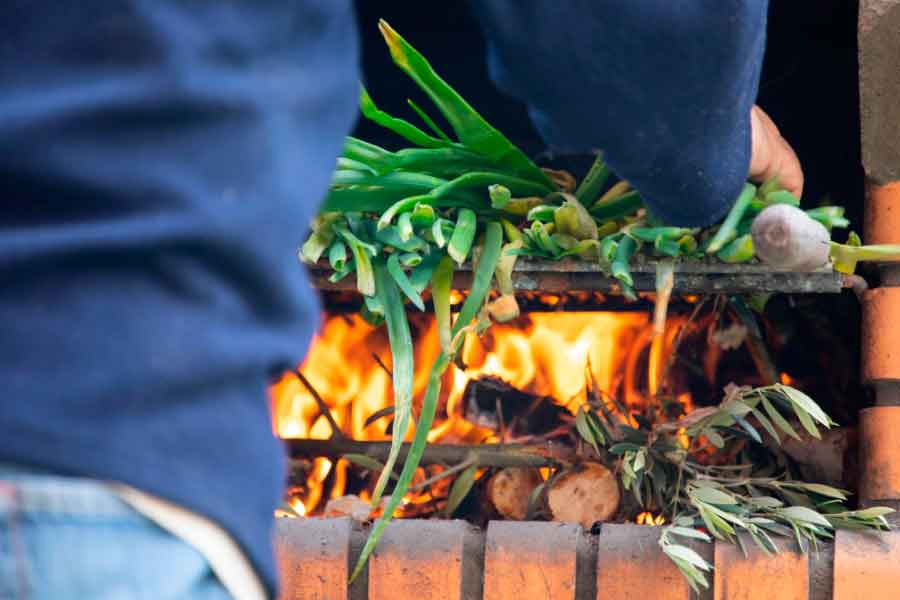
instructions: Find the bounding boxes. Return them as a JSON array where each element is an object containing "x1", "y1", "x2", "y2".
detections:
[{"x1": 749, "y1": 105, "x2": 804, "y2": 198}]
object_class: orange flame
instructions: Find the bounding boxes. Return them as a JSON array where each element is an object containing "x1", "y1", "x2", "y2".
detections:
[{"x1": 271, "y1": 310, "x2": 688, "y2": 514}]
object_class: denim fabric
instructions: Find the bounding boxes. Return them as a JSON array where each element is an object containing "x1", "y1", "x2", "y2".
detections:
[
  {"x1": 0, "y1": 3, "x2": 360, "y2": 593},
  {"x1": 0, "y1": 464, "x2": 231, "y2": 600}
]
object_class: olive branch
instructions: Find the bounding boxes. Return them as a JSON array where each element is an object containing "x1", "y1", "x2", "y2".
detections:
[{"x1": 575, "y1": 384, "x2": 893, "y2": 592}]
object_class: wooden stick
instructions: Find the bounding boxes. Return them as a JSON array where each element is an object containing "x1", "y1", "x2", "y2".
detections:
[
  {"x1": 296, "y1": 370, "x2": 345, "y2": 440},
  {"x1": 286, "y1": 438, "x2": 573, "y2": 468}
]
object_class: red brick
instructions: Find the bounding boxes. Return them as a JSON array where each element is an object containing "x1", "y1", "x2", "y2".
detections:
[
  {"x1": 834, "y1": 530, "x2": 900, "y2": 600},
  {"x1": 713, "y1": 537, "x2": 807, "y2": 600},
  {"x1": 275, "y1": 517, "x2": 351, "y2": 600},
  {"x1": 484, "y1": 521, "x2": 581, "y2": 600},
  {"x1": 596, "y1": 524, "x2": 698, "y2": 600},
  {"x1": 368, "y1": 519, "x2": 481, "y2": 600}
]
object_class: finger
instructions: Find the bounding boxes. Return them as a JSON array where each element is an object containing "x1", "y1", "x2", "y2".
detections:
[
  {"x1": 773, "y1": 136, "x2": 804, "y2": 199},
  {"x1": 748, "y1": 105, "x2": 804, "y2": 199}
]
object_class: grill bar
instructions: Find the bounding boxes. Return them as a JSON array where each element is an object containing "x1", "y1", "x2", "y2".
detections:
[{"x1": 309, "y1": 257, "x2": 845, "y2": 295}]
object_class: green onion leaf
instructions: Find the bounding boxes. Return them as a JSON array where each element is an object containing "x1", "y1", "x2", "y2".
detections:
[
  {"x1": 369, "y1": 261, "x2": 416, "y2": 506},
  {"x1": 387, "y1": 253, "x2": 425, "y2": 311}
]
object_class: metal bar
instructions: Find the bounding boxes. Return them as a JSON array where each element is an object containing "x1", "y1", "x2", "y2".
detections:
[{"x1": 309, "y1": 257, "x2": 844, "y2": 294}]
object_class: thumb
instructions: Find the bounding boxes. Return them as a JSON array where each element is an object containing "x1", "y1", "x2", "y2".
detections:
[{"x1": 748, "y1": 105, "x2": 804, "y2": 199}]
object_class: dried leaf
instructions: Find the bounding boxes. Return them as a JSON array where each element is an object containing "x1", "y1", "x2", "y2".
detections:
[
  {"x1": 705, "y1": 430, "x2": 725, "y2": 448},
  {"x1": 364, "y1": 406, "x2": 396, "y2": 429},
  {"x1": 711, "y1": 323, "x2": 748, "y2": 350},
  {"x1": 343, "y1": 454, "x2": 388, "y2": 473}
]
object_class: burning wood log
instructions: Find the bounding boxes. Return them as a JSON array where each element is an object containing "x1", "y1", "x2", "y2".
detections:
[
  {"x1": 462, "y1": 375, "x2": 569, "y2": 437},
  {"x1": 547, "y1": 462, "x2": 620, "y2": 528},
  {"x1": 486, "y1": 467, "x2": 544, "y2": 520}
]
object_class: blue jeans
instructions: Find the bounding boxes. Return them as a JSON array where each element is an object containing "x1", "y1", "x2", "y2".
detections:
[{"x1": 0, "y1": 464, "x2": 232, "y2": 600}]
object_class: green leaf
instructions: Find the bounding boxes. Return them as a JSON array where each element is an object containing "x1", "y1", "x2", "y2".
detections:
[
  {"x1": 397, "y1": 212, "x2": 414, "y2": 242},
  {"x1": 667, "y1": 556, "x2": 710, "y2": 594},
  {"x1": 433, "y1": 171, "x2": 553, "y2": 200},
  {"x1": 351, "y1": 223, "x2": 504, "y2": 583},
  {"x1": 575, "y1": 408, "x2": 601, "y2": 454},
  {"x1": 489, "y1": 184, "x2": 512, "y2": 209},
  {"x1": 334, "y1": 222, "x2": 376, "y2": 297},
  {"x1": 761, "y1": 395, "x2": 801, "y2": 441},
  {"x1": 793, "y1": 405, "x2": 821, "y2": 439},
  {"x1": 632, "y1": 448, "x2": 647, "y2": 472},
  {"x1": 690, "y1": 486, "x2": 738, "y2": 505},
  {"x1": 525, "y1": 481, "x2": 547, "y2": 520},
  {"x1": 778, "y1": 385, "x2": 833, "y2": 427},
  {"x1": 409, "y1": 251, "x2": 443, "y2": 293},
  {"x1": 444, "y1": 463, "x2": 478, "y2": 516},
  {"x1": 667, "y1": 526, "x2": 712, "y2": 542},
  {"x1": 834, "y1": 506, "x2": 895, "y2": 520},
  {"x1": 747, "y1": 496, "x2": 784, "y2": 509},
  {"x1": 448, "y1": 208, "x2": 477, "y2": 266},
  {"x1": 328, "y1": 260, "x2": 354, "y2": 283},
  {"x1": 351, "y1": 351, "x2": 451, "y2": 582},
  {"x1": 662, "y1": 544, "x2": 713, "y2": 572},
  {"x1": 369, "y1": 261, "x2": 416, "y2": 506},
  {"x1": 778, "y1": 506, "x2": 834, "y2": 528},
  {"x1": 698, "y1": 505, "x2": 731, "y2": 540},
  {"x1": 387, "y1": 253, "x2": 426, "y2": 311},
  {"x1": 375, "y1": 225, "x2": 428, "y2": 253},
  {"x1": 781, "y1": 483, "x2": 848, "y2": 501},
  {"x1": 432, "y1": 255, "x2": 455, "y2": 353},
  {"x1": 429, "y1": 218, "x2": 452, "y2": 249},
  {"x1": 377, "y1": 20, "x2": 553, "y2": 187},
  {"x1": 359, "y1": 85, "x2": 450, "y2": 148},
  {"x1": 341, "y1": 136, "x2": 395, "y2": 173},
  {"x1": 750, "y1": 407, "x2": 780, "y2": 443},
  {"x1": 327, "y1": 239, "x2": 348, "y2": 271},
  {"x1": 399, "y1": 252, "x2": 422, "y2": 268},
  {"x1": 406, "y1": 98, "x2": 452, "y2": 142},
  {"x1": 706, "y1": 184, "x2": 755, "y2": 254},
  {"x1": 409, "y1": 202, "x2": 436, "y2": 228},
  {"x1": 574, "y1": 153, "x2": 611, "y2": 206},
  {"x1": 608, "y1": 442, "x2": 643, "y2": 455},
  {"x1": 585, "y1": 411, "x2": 607, "y2": 447},
  {"x1": 452, "y1": 221, "x2": 504, "y2": 341}
]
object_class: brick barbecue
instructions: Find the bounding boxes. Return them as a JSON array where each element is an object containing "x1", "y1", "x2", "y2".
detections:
[{"x1": 275, "y1": 2, "x2": 900, "y2": 598}]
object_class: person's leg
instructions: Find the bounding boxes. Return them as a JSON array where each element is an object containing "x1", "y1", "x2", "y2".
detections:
[{"x1": 0, "y1": 465, "x2": 233, "y2": 600}]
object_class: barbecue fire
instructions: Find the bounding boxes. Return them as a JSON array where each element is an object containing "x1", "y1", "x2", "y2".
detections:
[{"x1": 270, "y1": 308, "x2": 692, "y2": 517}]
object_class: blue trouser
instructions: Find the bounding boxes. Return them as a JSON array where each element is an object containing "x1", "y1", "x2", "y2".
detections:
[{"x1": 0, "y1": 465, "x2": 231, "y2": 600}]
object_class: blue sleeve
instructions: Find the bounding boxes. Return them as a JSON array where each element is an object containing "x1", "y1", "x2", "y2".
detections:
[{"x1": 472, "y1": 1, "x2": 768, "y2": 226}]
